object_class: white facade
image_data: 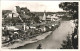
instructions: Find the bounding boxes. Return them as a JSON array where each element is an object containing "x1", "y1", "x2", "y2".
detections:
[
  {"x1": 46, "y1": 14, "x2": 59, "y2": 21},
  {"x1": 42, "y1": 11, "x2": 46, "y2": 21}
]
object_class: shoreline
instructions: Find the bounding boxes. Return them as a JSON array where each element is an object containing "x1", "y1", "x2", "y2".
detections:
[{"x1": 2, "y1": 31, "x2": 52, "y2": 49}]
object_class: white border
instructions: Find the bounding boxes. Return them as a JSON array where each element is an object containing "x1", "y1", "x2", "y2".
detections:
[{"x1": 0, "y1": 0, "x2": 80, "y2": 51}]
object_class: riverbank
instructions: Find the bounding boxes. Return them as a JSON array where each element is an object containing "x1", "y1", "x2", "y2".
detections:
[
  {"x1": 2, "y1": 31, "x2": 52, "y2": 49},
  {"x1": 15, "y1": 21, "x2": 75, "y2": 49}
]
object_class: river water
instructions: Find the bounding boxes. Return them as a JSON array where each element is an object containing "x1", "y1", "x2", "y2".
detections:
[{"x1": 17, "y1": 21, "x2": 73, "y2": 49}]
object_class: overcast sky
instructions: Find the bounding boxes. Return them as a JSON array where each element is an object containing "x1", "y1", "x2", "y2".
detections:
[{"x1": 1, "y1": 1, "x2": 64, "y2": 12}]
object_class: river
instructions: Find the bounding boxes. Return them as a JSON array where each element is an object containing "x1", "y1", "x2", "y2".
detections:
[{"x1": 16, "y1": 21, "x2": 73, "y2": 49}]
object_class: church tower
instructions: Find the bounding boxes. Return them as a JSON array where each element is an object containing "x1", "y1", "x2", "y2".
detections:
[{"x1": 42, "y1": 10, "x2": 46, "y2": 21}]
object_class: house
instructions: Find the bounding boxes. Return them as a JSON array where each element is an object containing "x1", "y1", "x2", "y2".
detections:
[{"x1": 46, "y1": 14, "x2": 59, "y2": 21}]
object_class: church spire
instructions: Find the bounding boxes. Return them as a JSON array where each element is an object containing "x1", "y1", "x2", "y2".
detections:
[{"x1": 42, "y1": 10, "x2": 46, "y2": 21}]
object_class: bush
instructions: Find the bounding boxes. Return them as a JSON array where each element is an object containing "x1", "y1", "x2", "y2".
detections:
[{"x1": 60, "y1": 34, "x2": 73, "y2": 49}]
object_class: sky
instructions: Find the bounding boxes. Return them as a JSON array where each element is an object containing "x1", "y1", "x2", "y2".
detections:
[{"x1": 1, "y1": 1, "x2": 64, "y2": 12}]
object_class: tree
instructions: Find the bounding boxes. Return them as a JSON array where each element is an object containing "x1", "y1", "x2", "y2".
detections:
[
  {"x1": 34, "y1": 16, "x2": 40, "y2": 23},
  {"x1": 15, "y1": 6, "x2": 40, "y2": 23},
  {"x1": 2, "y1": 10, "x2": 12, "y2": 18},
  {"x1": 59, "y1": 2, "x2": 78, "y2": 19},
  {"x1": 72, "y1": 26, "x2": 78, "y2": 49},
  {"x1": 60, "y1": 34, "x2": 73, "y2": 49},
  {"x1": 15, "y1": 6, "x2": 21, "y2": 14},
  {"x1": 21, "y1": 7, "x2": 30, "y2": 15}
]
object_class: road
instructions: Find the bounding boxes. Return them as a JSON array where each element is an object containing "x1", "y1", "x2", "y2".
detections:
[{"x1": 17, "y1": 21, "x2": 73, "y2": 49}]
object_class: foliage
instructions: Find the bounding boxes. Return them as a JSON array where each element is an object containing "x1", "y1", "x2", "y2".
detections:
[
  {"x1": 72, "y1": 26, "x2": 78, "y2": 49},
  {"x1": 2, "y1": 10, "x2": 12, "y2": 18},
  {"x1": 59, "y1": 2, "x2": 78, "y2": 19},
  {"x1": 15, "y1": 6, "x2": 40, "y2": 23},
  {"x1": 21, "y1": 7, "x2": 30, "y2": 15},
  {"x1": 60, "y1": 34, "x2": 73, "y2": 49}
]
